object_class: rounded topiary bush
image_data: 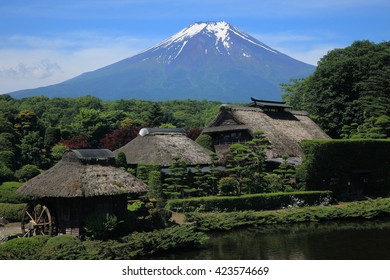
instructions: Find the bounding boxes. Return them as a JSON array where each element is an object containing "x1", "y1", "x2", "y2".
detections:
[
  {"x1": 39, "y1": 235, "x2": 87, "y2": 260},
  {"x1": 14, "y1": 165, "x2": 40, "y2": 182},
  {"x1": 0, "y1": 236, "x2": 49, "y2": 260},
  {"x1": 195, "y1": 134, "x2": 214, "y2": 151}
]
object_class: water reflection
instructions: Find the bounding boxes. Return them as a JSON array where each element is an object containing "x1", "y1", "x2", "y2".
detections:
[{"x1": 159, "y1": 218, "x2": 390, "y2": 260}]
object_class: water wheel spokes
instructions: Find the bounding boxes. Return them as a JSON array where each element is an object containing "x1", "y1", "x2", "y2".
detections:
[{"x1": 21, "y1": 202, "x2": 53, "y2": 237}]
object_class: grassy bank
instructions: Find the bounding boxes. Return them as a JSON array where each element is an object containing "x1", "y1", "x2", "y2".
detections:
[{"x1": 185, "y1": 198, "x2": 390, "y2": 231}]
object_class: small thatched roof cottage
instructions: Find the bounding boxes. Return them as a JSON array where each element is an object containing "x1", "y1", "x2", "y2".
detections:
[
  {"x1": 17, "y1": 149, "x2": 149, "y2": 237},
  {"x1": 115, "y1": 128, "x2": 212, "y2": 167},
  {"x1": 202, "y1": 98, "x2": 330, "y2": 159}
]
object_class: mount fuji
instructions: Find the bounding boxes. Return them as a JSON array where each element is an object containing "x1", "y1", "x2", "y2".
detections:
[{"x1": 9, "y1": 21, "x2": 315, "y2": 102}]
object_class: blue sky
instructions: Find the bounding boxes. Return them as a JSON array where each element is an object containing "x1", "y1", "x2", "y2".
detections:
[{"x1": 1, "y1": 0, "x2": 389, "y2": 94}]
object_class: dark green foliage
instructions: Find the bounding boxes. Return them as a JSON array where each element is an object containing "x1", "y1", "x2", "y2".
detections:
[
  {"x1": 0, "y1": 225, "x2": 207, "y2": 260},
  {"x1": 0, "y1": 236, "x2": 50, "y2": 260},
  {"x1": 195, "y1": 134, "x2": 214, "y2": 151},
  {"x1": 282, "y1": 41, "x2": 390, "y2": 138},
  {"x1": 136, "y1": 164, "x2": 161, "y2": 183},
  {"x1": 0, "y1": 163, "x2": 13, "y2": 183},
  {"x1": 84, "y1": 211, "x2": 121, "y2": 240},
  {"x1": 50, "y1": 144, "x2": 70, "y2": 161},
  {"x1": 115, "y1": 151, "x2": 127, "y2": 168},
  {"x1": 39, "y1": 235, "x2": 87, "y2": 260},
  {"x1": 166, "y1": 191, "x2": 333, "y2": 212},
  {"x1": 0, "y1": 203, "x2": 25, "y2": 221},
  {"x1": 0, "y1": 182, "x2": 27, "y2": 203},
  {"x1": 148, "y1": 170, "x2": 165, "y2": 208},
  {"x1": 14, "y1": 165, "x2": 40, "y2": 182},
  {"x1": 119, "y1": 225, "x2": 208, "y2": 257},
  {"x1": 44, "y1": 127, "x2": 61, "y2": 149},
  {"x1": 186, "y1": 198, "x2": 390, "y2": 232},
  {"x1": 299, "y1": 139, "x2": 390, "y2": 196},
  {"x1": 218, "y1": 177, "x2": 238, "y2": 196},
  {"x1": 163, "y1": 157, "x2": 188, "y2": 198}
]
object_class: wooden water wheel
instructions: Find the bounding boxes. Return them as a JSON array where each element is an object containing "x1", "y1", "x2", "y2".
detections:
[{"x1": 21, "y1": 202, "x2": 56, "y2": 237}]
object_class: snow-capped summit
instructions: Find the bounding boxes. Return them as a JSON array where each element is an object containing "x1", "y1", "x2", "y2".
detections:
[
  {"x1": 9, "y1": 21, "x2": 315, "y2": 102},
  {"x1": 140, "y1": 21, "x2": 279, "y2": 64}
]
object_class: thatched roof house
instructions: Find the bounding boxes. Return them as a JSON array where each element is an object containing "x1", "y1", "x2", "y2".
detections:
[
  {"x1": 17, "y1": 149, "x2": 148, "y2": 237},
  {"x1": 203, "y1": 98, "x2": 330, "y2": 158},
  {"x1": 115, "y1": 128, "x2": 212, "y2": 167},
  {"x1": 18, "y1": 149, "x2": 148, "y2": 198}
]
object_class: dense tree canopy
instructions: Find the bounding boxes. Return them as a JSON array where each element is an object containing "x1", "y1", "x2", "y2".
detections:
[
  {"x1": 282, "y1": 40, "x2": 390, "y2": 139},
  {"x1": 0, "y1": 95, "x2": 221, "y2": 182}
]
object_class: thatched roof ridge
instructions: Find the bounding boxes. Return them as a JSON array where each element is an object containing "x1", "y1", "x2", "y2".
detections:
[
  {"x1": 204, "y1": 105, "x2": 330, "y2": 158},
  {"x1": 17, "y1": 150, "x2": 149, "y2": 198},
  {"x1": 116, "y1": 132, "x2": 212, "y2": 167}
]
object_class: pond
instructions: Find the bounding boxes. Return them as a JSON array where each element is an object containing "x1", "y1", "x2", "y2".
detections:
[{"x1": 159, "y1": 218, "x2": 390, "y2": 260}]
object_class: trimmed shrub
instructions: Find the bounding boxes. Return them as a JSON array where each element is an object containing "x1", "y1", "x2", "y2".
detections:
[
  {"x1": 218, "y1": 177, "x2": 238, "y2": 195},
  {"x1": 84, "y1": 211, "x2": 120, "y2": 240},
  {"x1": 14, "y1": 165, "x2": 40, "y2": 182},
  {"x1": 0, "y1": 163, "x2": 13, "y2": 183},
  {"x1": 39, "y1": 235, "x2": 87, "y2": 260},
  {"x1": 299, "y1": 139, "x2": 390, "y2": 196},
  {"x1": 0, "y1": 203, "x2": 26, "y2": 222},
  {"x1": 166, "y1": 191, "x2": 333, "y2": 212},
  {"x1": 0, "y1": 182, "x2": 27, "y2": 204},
  {"x1": 0, "y1": 236, "x2": 49, "y2": 259},
  {"x1": 186, "y1": 198, "x2": 390, "y2": 232},
  {"x1": 195, "y1": 134, "x2": 214, "y2": 151}
]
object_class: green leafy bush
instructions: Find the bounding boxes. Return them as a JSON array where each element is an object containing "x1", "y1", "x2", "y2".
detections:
[
  {"x1": 39, "y1": 235, "x2": 87, "y2": 260},
  {"x1": 195, "y1": 134, "x2": 214, "y2": 151},
  {"x1": 299, "y1": 139, "x2": 390, "y2": 196},
  {"x1": 166, "y1": 191, "x2": 333, "y2": 212},
  {"x1": 84, "y1": 211, "x2": 121, "y2": 239},
  {"x1": 0, "y1": 182, "x2": 28, "y2": 203},
  {"x1": 0, "y1": 203, "x2": 26, "y2": 222},
  {"x1": 218, "y1": 177, "x2": 238, "y2": 195},
  {"x1": 186, "y1": 198, "x2": 390, "y2": 232},
  {"x1": 14, "y1": 165, "x2": 40, "y2": 182},
  {"x1": 0, "y1": 236, "x2": 49, "y2": 259}
]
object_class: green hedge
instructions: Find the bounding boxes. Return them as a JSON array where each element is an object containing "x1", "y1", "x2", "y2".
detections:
[
  {"x1": 186, "y1": 198, "x2": 390, "y2": 232},
  {"x1": 0, "y1": 203, "x2": 26, "y2": 222},
  {"x1": 299, "y1": 139, "x2": 390, "y2": 196},
  {"x1": 166, "y1": 191, "x2": 333, "y2": 212},
  {"x1": 0, "y1": 225, "x2": 208, "y2": 260},
  {"x1": 0, "y1": 182, "x2": 28, "y2": 204}
]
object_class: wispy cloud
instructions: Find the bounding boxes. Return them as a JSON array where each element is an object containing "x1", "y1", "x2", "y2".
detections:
[{"x1": 0, "y1": 60, "x2": 62, "y2": 79}]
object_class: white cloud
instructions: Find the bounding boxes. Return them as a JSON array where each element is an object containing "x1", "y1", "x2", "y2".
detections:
[
  {"x1": 0, "y1": 33, "x2": 156, "y2": 94},
  {"x1": 0, "y1": 60, "x2": 62, "y2": 79}
]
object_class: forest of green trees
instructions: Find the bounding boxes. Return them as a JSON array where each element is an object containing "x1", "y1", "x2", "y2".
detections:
[{"x1": 0, "y1": 96, "x2": 221, "y2": 182}]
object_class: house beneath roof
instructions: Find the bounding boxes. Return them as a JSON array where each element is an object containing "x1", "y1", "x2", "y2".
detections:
[
  {"x1": 202, "y1": 97, "x2": 330, "y2": 161},
  {"x1": 115, "y1": 128, "x2": 212, "y2": 168},
  {"x1": 17, "y1": 149, "x2": 149, "y2": 237}
]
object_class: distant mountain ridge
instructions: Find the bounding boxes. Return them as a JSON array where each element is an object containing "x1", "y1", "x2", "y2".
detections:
[{"x1": 9, "y1": 21, "x2": 315, "y2": 102}]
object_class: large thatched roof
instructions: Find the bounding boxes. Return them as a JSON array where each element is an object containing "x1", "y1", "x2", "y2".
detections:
[
  {"x1": 204, "y1": 104, "x2": 330, "y2": 158},
  {"x1": 17, "y1": 149, "x2": 149, "y2": 198},
  {"x1": 115, "y1": 128, "x2": 212, "y2": 167}
]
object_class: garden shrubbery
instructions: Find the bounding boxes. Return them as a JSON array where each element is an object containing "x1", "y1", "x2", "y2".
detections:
[
  {"x1": 0, "y1": 203, "x2": 26, "y2": 222},
  {"x1": 185, "y1": 198, "x2": 390, "y2": 232},
  {"x1": 0, "y1": 182, "x2": 28, "y2": 204},
  {"x1": 166, "y1": 191, "x2": 333, "y2": 212},
  {"x1": 0, "y1": 225, "x2": 208, "y2": 260}
]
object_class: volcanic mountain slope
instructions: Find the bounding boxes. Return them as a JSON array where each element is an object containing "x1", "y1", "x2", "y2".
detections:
[{"x1": 10, "y1": 21, "x2": 315, "y2": 102}]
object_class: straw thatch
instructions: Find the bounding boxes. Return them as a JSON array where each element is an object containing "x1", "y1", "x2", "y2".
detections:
[
  {"x1": 204, "y1": 104, "x2": 330, "y2": 158},
  {"x1": 115, "y1": 128, "x2": 212, "y2": 167},
  {"x1": 17, "y1": 149, "x2": 149, "y2": 198}
]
